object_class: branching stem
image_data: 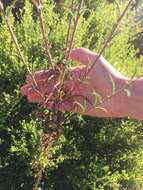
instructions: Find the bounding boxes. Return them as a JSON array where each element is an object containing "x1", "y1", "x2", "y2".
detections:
[
  {"x1": 32, "y1": 169, "x2": 43, "y2": 190},
  {"x1": 66, "y1": 0, "x2": 84, "y2": 60},
  {"x1": 0, "y1": 0, "x2": 30, "y2": 72},
  {"x1": 65, "y1": 0, "x2": 74, "y2": 53},
  {"x1": 32, "y1": 0, "x2": 54, "y2": 70},
  {"x1": 0, "y1": 0, "x2": 47, "y2": 101},
  {"x1": 86, "y1": 0, "x2": 133, "y2": 76}
]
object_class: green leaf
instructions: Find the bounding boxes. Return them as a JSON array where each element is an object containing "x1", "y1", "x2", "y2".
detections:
[
  {"x1": 109, "y1": 74, "x2": 116, "y2": 95},
  {"x1": 92, "y1": 90, "x2": 102, "y2": 108},
  {"x1": 73, "y1": 101, "x2": 85, "y2": 112},
  {"x1": 96, "y1": 106, "x2": 107, "y2": 113}
]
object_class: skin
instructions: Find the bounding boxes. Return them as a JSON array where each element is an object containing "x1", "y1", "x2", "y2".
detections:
[{"x1": 21, "y1": 48, "x2": 143, "y2": 120}]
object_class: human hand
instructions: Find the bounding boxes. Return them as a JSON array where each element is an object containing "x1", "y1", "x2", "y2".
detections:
[
  {"x1": 123, "y1": 78, "x2": 143, "y2": 121},
  {"x1": 67, "y1": 48, "x2": 143, "y2": 121},
  {"x1": 21, "y1": 48, "x2": 130, "y2": 118}
]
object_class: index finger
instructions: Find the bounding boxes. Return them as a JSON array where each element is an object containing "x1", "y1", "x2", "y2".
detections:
[{"x1": 70, "y1": 48, "x2": 98, "y2": 66}]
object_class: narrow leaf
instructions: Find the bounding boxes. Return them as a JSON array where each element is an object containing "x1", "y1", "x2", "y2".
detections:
[
  {"x1": 96, "y1": 107, "x2": 107, "y2": 113},
  {"x1": 109, "y1": 74, "x2": 116, "y2": 95},
  {"x1": 92, "y1": 91, "x2": 102, "y2": 109},
  {"x1": 73, "y1": 101, "x2": 85, "y2": 113}
]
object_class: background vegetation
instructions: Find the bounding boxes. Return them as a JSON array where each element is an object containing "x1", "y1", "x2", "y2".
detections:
[{"x1": 0, "y1": 0, "x2": 143, "y2": 189}]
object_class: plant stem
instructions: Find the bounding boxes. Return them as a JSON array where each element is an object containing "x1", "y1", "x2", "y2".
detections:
[
  {"x1": 33, "y1": 129, "x2": 60, "y2": 190},
  {"x1": 33, "y1": 169, "x2": 43, "y2": 190},
  {"x1": 66, "y1": 0, "x2": 84, "y2": 60},
  {"x1": 65, "y1": 0, "x2": 74, "y2": 53},
  {"x1": 86, "y1": 0, "x2": 133, "y2": 75},
  {"x1": 32, "y1": 0, "x2": 54, "y2": 70},
  {"x1": 0, "y1": 0, "x2": 47, "y2": 100},
  {"x1": 0, "y1": 0, "x2": 31, "y2": 73}
]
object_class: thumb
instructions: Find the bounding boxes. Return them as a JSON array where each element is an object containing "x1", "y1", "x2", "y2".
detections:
[{"x1": 70, "y1": 48, "x2": 97, "y2": 65}]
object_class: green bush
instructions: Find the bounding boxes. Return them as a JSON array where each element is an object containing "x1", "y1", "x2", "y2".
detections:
[{"x1": 0, "y1": 0, "x2": 143, "y2": 190}]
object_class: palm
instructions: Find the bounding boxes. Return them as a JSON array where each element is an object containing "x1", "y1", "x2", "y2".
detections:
[
  {"x1": 68, "y1": 48, "x2": 126, "y2": 117},
  {"x1": 21, "y1": 48, "x2": 143, "y2": 120}
]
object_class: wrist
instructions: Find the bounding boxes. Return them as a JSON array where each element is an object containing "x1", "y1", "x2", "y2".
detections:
[
  {"x1": 120, "y1": 77, "x2": 138, "y2": 119},
  {"x1": 122, "y1": 78, "x2": 143, "y2": 120}
]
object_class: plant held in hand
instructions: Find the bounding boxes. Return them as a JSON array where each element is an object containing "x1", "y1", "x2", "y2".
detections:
[{"x1": 1, "y1": 0, "x2": 139, "y2": 189}]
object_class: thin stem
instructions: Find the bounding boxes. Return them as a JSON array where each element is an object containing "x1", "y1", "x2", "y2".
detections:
[
  {"x1": 0, "y1": 4, "x2": 48, "y2": 189},
  {"x1": 86, "y1": 0, "x2": 133, "y2": 76},
  {"x1": 65, "y1": 0, "x2": 74, "y2": 52},
  {"x1": 32, "y1": 0, "x2": 54, "y2": 70},
  {"x1": 0, "y1": 0, "x2": 31, "y2": 73},
  {"x1": 33, "y1": 169, "x2": 43, "y2": 190},
  {"x1": 66, "y1": 0, "x2": 84, "y2": 60},
  {"x1": 32, "y1": 127, "x2": 61, "y2": 190},
  {"x1": 0, "y1": 1, "x2": 48, "y2": 100},
  {"x1": 68, "y1": 0, "x2": 134, "y2": 114}
]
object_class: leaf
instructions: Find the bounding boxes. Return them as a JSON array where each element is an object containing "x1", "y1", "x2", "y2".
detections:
[
  {"x1": 93, "y1": 92, "x2": 98, "y2": 108},
  {"x1": 124, "y1": 89, "x2": 131, "y2": 97},
  {"x1": 63, "y1": 7, "x2": 75, "y2": 18},
  {"x1": 109, "y1": 74, "x2": 116, "y2": 95},
  {"x1": 80, "y1": 8, "x2": 91, "y2": 16},
  {"x1": 6, "y1": 0, "x2": 17, "y2": 15},
  {"x1": 96, "y1": 107, "x2": 107, "y2": 113},
  {"x1": 92, "y1": 91, "x2": 102, "y2": 108},
  {"x1": 91, "y1": 91, "x2": 107, "y2": 112},
  {"x1": 73, "y1": 101, "x2": 85, "y2": 113},
  {"x1": 83, "y1": 99, "x2": 87, "y2": 111}
]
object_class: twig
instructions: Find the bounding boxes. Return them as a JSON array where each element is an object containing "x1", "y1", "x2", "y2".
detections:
[
  {"x1": 67, "y1": 0, "x2": 134, "y2": 114},
  {"x1": 0, "y1": 1, "x2": 48, "y2": 101},
  {"x1": 83, "y1": 0, "x2": 134, "y2": 113},
  {"x1": 65, "y1": 0, "x2": 135, "y2": 115},
  {"x1": 0, "y1": 0, "x2": 30, "y2": 73},
  {"x1": 0, "y1": 4, "x2": 48, "y2": 189},
  {"x1": 32, "y1": 169, "x2": 43, "y2": 190},
  {"x1": 86, "y1": 0, "x2": 133, "y2": 76},
  {"x1": 32, "y1": 0, "x2": 54, "y2": 70},
  {"x1": 32, "y1": 127, "x2": 61, "y2": 190},
  {"x1": 66, "y1": 0, "x2": 84, "y2": 60},
  {"x1": 65, "y1": 0, "x2": 74, "y2": 52}
]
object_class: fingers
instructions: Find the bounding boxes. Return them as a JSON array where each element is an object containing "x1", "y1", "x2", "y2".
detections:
[
  {"x1": 21, "y1": 83, "x2": 45, "y2": 103},
  {"x1": 21, "y1": 84, "x2": 42, "y2": 104},
  {"x1": 21, "y1": 84, "x2": 44, "y2": 103},
  {"x1": 26, "y1": 70, "x2": 49, "y2": 84},
  {"x1": 27, "y1": 93, "x2": 43, "y2": 103},
  {"x1": 21, "y1": 80, "x2": 49, "y2": 96},
  {"x1": 21, "y1": 84, "x2": 32, "y2": 96},
  {"x1": 70, "y1": 48, "x2": 98, "y2": 65}
]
